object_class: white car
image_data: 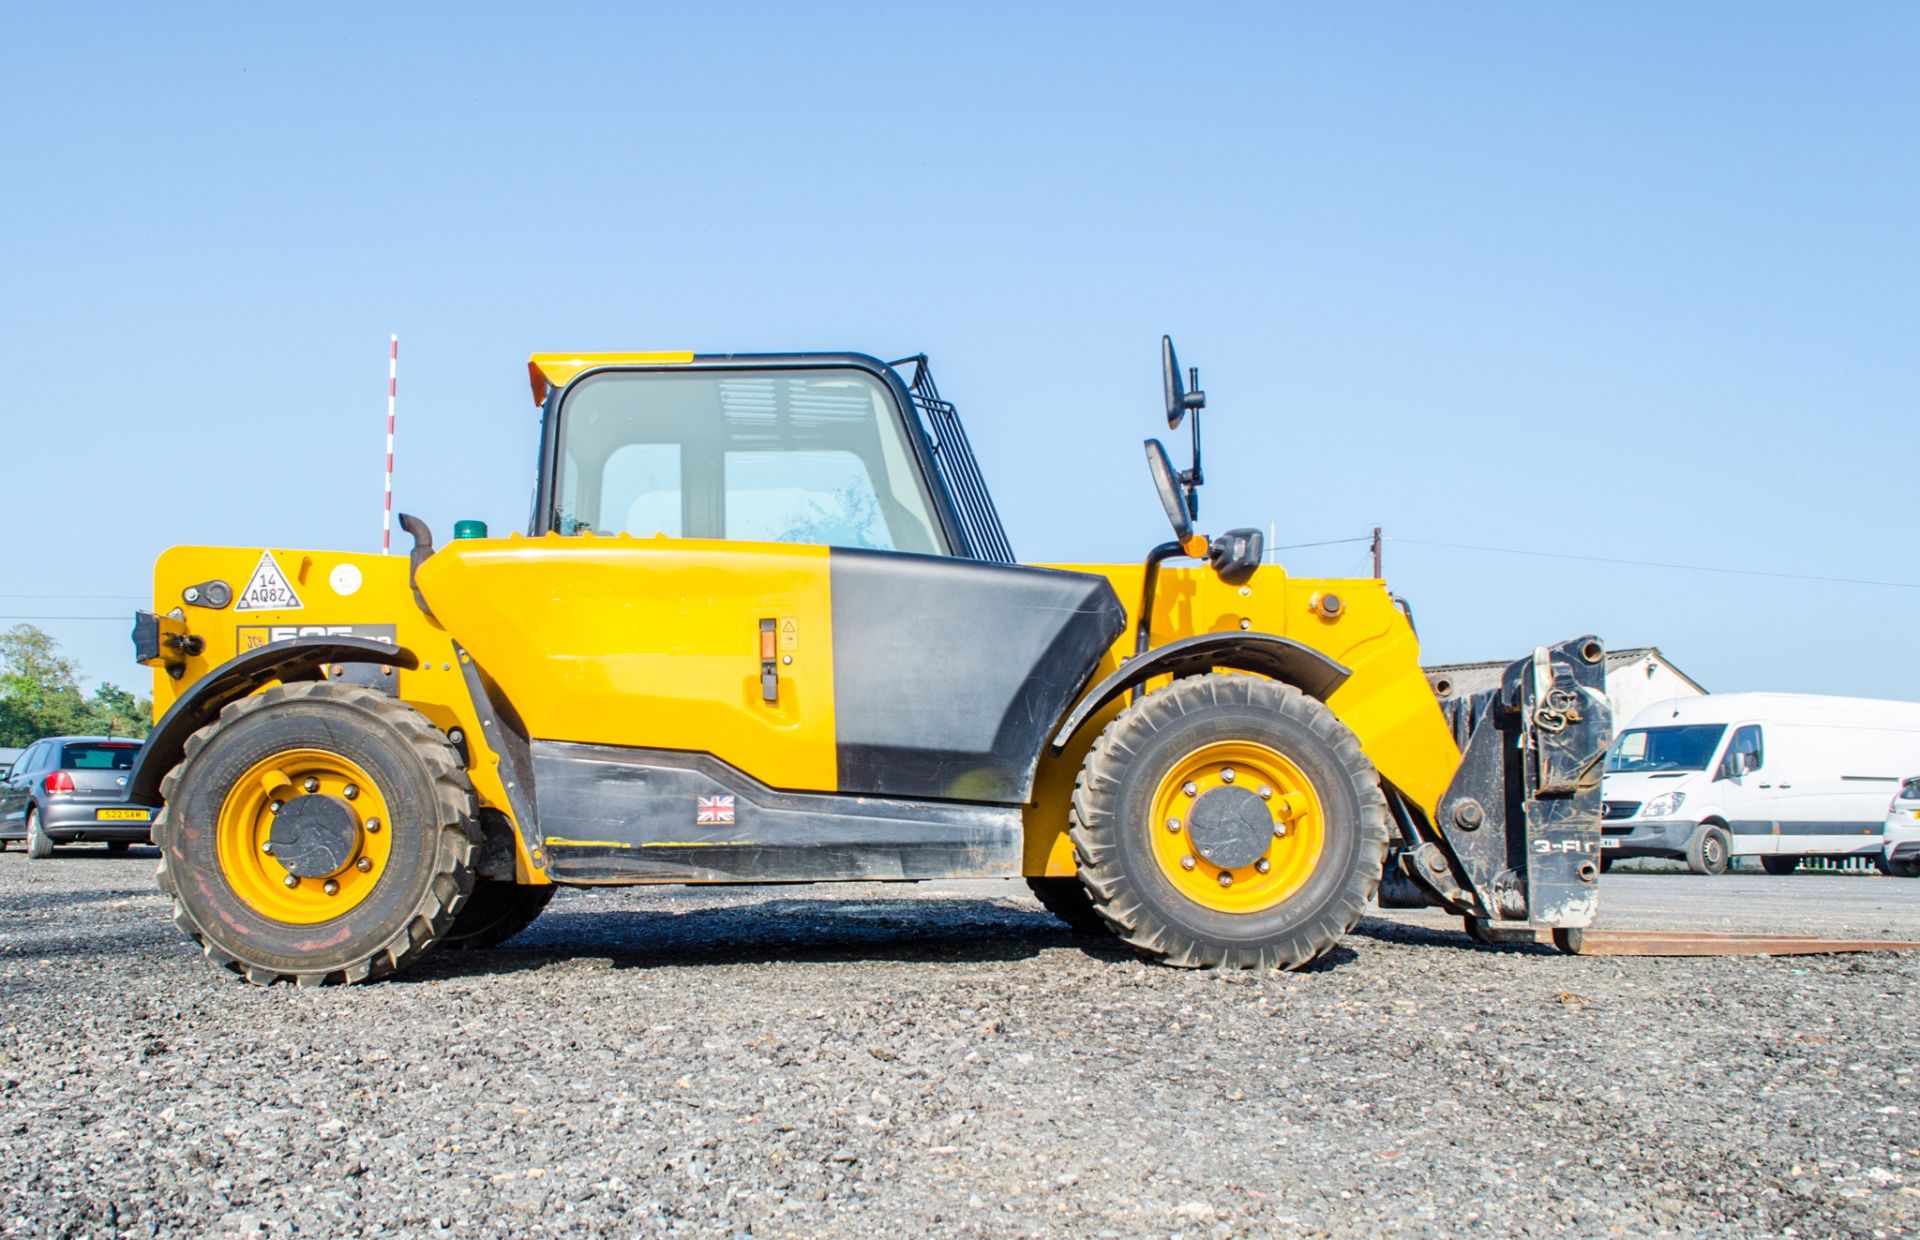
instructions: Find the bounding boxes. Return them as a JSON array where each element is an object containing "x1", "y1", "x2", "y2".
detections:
[{"x1": 1885, "y1": 777, "x2": 1920, "y2": 878}]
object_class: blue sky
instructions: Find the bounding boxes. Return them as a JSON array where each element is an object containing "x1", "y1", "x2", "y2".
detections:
[{"x1": 2, "y1": 3, "x2": 1915, "y2": 701}]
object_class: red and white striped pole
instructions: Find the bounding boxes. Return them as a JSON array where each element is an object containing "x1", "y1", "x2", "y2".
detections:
[{"x1": 382, "y1": 334, "x2": 398, "y2": 554}]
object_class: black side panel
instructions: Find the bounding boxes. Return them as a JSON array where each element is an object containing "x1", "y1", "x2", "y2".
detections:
[
  {"x1": 531, "y1": 742, "x2": 1022, "y2": 884},
  {"x1": 828, "y1": 550, "x2": 1126, "y2": 803}
]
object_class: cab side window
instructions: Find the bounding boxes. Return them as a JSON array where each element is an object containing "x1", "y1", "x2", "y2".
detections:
[{"x1": 1719, "y1": 725, "x2": 1764, "y2": 777}]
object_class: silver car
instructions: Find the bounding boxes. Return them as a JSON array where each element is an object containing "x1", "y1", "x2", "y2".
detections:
[{"x1": 0, "y1": 736, "x2": 155, "y2": 859}]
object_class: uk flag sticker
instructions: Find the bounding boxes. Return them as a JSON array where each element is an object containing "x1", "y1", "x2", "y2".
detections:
[{"x1": 696, "y1": 795, "x2": 736, "y2": 825}]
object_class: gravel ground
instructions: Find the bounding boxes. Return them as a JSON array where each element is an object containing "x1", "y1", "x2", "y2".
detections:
[{"x1": 2, "y1": 849, "x2": 1917, "y2": 1238}]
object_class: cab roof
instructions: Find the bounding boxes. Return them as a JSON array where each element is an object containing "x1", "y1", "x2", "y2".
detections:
[{"x1": 527, "y1": 352, "x2": 694, "y2": 406}]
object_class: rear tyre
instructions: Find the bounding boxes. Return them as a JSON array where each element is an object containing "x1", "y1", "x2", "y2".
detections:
[
  {"x1": 25, "y1": 809, "x2": 53, "y2": 860},
  {"x1": 1025, "y1": 876, "x2": 1106, "y2": 935},
  {"x1": 1069, "y1": 674, "x2": 1388, "y2": 970},
  {"x1": 439, "y1": 880, "x2": 556, "y2": 950},
  {"x1": 154, "y1": 682, "x2": 478, "y2": 985},
  {"x1": 1760, "y1": 854, "x2": 1798, "y2": 877},
  {"x1": 1889, "y1": 856, "x2": 1920, "y2": 879},
  {"x1": 1686, "y1": 824, "x2": 1731, "y2": 876}
]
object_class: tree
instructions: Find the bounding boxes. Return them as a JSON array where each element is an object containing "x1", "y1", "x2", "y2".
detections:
[{"x1": 0, "y1": 625, "x2": 152, "y2": 745}]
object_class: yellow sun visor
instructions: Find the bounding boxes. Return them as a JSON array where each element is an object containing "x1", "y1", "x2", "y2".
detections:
[{"x1": 527, "y1": 352, "x2": 695, "y2": 406}]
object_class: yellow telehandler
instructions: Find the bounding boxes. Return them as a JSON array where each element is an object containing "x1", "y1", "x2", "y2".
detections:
[{"x1": 130, "y1": 340, "x2": 1610, "y2": 984}]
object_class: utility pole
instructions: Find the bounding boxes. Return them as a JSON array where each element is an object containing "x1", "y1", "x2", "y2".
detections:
[{"x1": 1371, "y1": 526, "x2": 1382, "y2": 578}]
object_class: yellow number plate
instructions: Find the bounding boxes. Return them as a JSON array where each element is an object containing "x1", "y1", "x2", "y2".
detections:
[{"x1": 95, "y1": 808, "x2": 150, "y2": 822}]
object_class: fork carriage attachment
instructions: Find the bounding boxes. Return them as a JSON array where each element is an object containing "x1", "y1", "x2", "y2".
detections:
[{"x1": 1384, "y1": 636, "x2": 1613, "y2": 930}]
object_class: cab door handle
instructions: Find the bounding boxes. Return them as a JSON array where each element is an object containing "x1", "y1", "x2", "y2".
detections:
[{"x1": 758, "y1": 618, "x2": 779, "y2": 703}]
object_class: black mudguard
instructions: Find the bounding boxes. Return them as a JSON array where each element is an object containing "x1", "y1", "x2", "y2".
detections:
[
  {"x1": 1050, "y1": 632, "x2": 1351, "y2": 751},
  {"x1": 126, "y1": 637, "x2": 419, "y2": 805}
]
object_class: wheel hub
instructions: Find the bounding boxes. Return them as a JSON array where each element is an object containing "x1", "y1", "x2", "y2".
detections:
[
  {"x1": 1186, "y1": 785, "x2": 1273, "y2": 869},
  {"x1": 269, "y1": 795, "x2": 361, "y2": 878}
]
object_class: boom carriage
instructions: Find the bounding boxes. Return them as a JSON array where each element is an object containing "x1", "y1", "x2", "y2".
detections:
[{"x1": 131, "y1": 343, "x2": 1608, "y2": 983}]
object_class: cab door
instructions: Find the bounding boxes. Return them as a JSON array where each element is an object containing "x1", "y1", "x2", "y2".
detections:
[{"x1": 426, "y1": 360, "x2": 956, "y2": 796}]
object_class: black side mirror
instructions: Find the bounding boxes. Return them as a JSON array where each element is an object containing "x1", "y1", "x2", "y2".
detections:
[
  {"x1": 1144, "y1": 439, "x2": 1193, "y2": 543},
  {"x1": 1161, "y1": 335, "x2": 1205, "y2": 429}
]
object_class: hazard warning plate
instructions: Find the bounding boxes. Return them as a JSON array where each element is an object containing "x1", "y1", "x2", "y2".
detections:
[{"x1": 234, "y1": 551, "x2": 304, "y2": 612}]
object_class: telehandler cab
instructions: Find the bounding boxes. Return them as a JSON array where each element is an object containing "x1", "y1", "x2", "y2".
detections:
[{"x1": 131, "y1": 340, "x2": 1611, "y2": 985}]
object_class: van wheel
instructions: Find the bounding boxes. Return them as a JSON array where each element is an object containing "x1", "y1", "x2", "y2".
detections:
[
  {"x1": 1686, "y1": 825, "x2": 1730, "y2": 876},
  {"x1": 1889, "y1": 856, "x2": 1920, "y2": 879},
  {"x1": 1760, "y1": 854, "x2": 1798, "y2": 877}
]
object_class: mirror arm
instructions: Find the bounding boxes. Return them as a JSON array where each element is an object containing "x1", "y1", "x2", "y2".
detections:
[{"x1": 1184, "y1": 410, "x2": 1204, "y2": 518}]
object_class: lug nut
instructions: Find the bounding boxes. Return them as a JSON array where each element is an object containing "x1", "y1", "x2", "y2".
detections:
[
  {"x1": 356, "y1": 857, "x2": 373, "y2": 873},
  {"x1": 1182, "y1": 782, "x2": 1198, "y2": 798},
  {"x1": 365, "y1": 818, "x2": 381, "y2": 833},
  {"x1": 1218, "y1": 872, "x2": 1234, "y2": 887},
  {"x1": 1165, "y1": 818, "x2": 1182, "y2": 833},
  {"x1": 342, "y1": 784, "x2": 359, "y2": 801},
  {"x1": 269, "y1": 800, "x2": 283, "y2": 815},
  {"x1": 1255, "y1": 859, "x2": 1271, "y2": 874},
  {"x1": 1258, "y1": 785, "x2": 1273, "y2": 800},
  {"x1": 261, "y1": 841, "x2": 274, "y2": 855},
  {"x1": 283, "y1": 874, "x2": 299, "y2": 889},
  {"x1": 302, "y1": 777, "x2": 319, "y2": 793},
  {"x1": 323, "y1": 879, "x2": 340, "y2": 896},
  {"x1": 1273, "y1": 822, "x2": 1289, "y2": 838},
  {"x1": 1180, "y1": 855, "x2": 1196, "y2": 871},
  {"x1": 1221, "y1": 768, "x2": 1236, "y2": 784}
]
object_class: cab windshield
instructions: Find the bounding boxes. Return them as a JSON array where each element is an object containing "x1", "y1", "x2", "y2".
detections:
[
  {"x1": 550, "y1": 367, "x2": 946, "y2": 554},
  {"x1": 1606, "y1": 724, "x2": 1727, "y2": 774}
]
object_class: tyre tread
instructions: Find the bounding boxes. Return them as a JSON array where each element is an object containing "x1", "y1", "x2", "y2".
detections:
[{"x1": 152, "y1": 681, "x2": 478, "y2": 986}]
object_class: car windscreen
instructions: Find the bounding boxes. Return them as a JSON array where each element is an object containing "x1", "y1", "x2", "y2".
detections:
[
  {"x1": 61, "y1": 743, "x2": 138, "y2": 770},
  {"x1": 1606, "y1": 724, "x2": 1727, "y2": 773}
]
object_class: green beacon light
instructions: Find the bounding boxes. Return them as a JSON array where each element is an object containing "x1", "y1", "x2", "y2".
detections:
[{"x1": 452, "y1": 520, "x2": 488, "y2": 540}]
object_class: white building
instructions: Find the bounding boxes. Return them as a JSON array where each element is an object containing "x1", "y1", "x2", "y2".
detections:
[{"x1": 1424, "y1": 646, "x2": 1705, "y2": 735}]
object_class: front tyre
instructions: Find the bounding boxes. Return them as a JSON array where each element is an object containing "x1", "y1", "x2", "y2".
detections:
[
  {"x1": 1686, "y1": 824, "x2": 1731, "y2": 876},
  {"x1": 154, "y1": 682, "x2": 478, "y2": 985},
  {"x1": 1069, "y1": 674, "x2": 1388, "y2": 969}
]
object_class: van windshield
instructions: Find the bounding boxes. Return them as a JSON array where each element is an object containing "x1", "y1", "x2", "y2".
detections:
[{"x1": 1606, "y1": 724, "x2": 1727, "y2": 773}]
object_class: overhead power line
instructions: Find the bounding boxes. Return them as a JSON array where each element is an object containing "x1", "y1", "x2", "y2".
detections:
[
  {"x1": 1390, "y1": 536, "x2": 1920, "y2": 591},
  {"x1": 1267, "y1": 536, "x2": 1373, "y2": 552}
]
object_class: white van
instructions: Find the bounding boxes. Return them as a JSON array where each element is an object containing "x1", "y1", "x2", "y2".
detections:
[{"x1": 1600, "y1": 693, "x2": 1920, "y2": 875}]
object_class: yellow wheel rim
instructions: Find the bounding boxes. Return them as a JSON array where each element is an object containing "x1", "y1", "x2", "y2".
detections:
[
  {"x1": 215, "y1": 748, "x2": 393, "y2": 925},
  {"x1": 1149, "y1": 740, "x2": 1326, "y2": 914}
]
